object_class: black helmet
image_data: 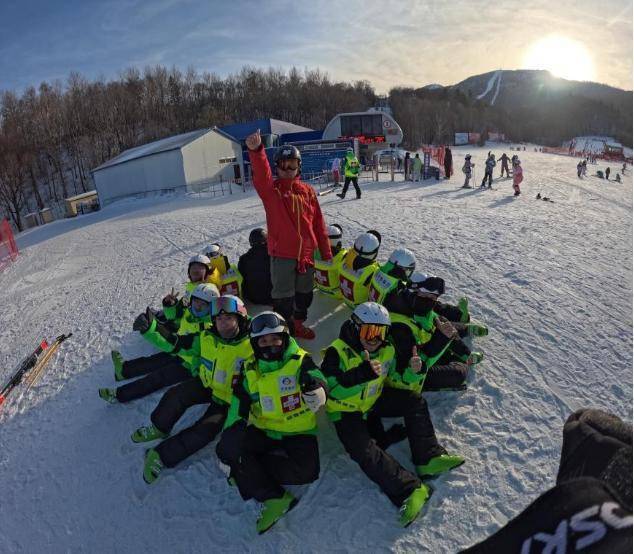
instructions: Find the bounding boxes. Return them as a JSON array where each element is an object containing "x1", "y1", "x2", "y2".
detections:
[
  {"x1": 249, "y1": 311, "x2": 290, "y2": 361},
  {"x1": 249, "y1": 228, "x2": 267, "y2": 247},
  {"x1": 274, "y1": 145, "x2": 302, "y2": 173}
]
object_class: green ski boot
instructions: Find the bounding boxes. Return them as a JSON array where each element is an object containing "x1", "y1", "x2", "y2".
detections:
[
  {"x1": 398, "y1": 484, "x2": 432, "y2": 527},
  {"x1": 416, "y1": 454, "x2": 465, "y2": 479},
  {"x1": 111, "y1": 350, "x2": 125, "y2": 381},
  {"x1": 467, "y1": 351, "x2": 484, "y2": 366},
  {"x1": 465, "y1": 321, "x2": 488, "y2": 338},
  {"x1": 143, "y1": 448, "x2": 164, "y2": 484},
  {"x1": 98, "y1": 388, "x2": 118, "y2": 404},
  {"x1": 256, "y1": 492, "x2": 298, "y2": 534},
  {"x1": 458, "y1": 297, "x2": 470, "y2": 323},
  {"x1": 131, "y1": 424, "x2": 168, "y2": 443}
]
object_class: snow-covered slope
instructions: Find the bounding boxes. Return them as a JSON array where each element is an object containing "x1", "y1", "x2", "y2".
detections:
[{"x1": 0, "y1": 147, "x2": 631, "y2": 552}]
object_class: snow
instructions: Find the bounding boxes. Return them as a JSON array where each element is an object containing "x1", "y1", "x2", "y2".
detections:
[
  {"x1": 476, "y1": 71, "x2": 502, "y2": 105},
  {"x1": 0, "y1": 146, "x2": 631, "y2": 552}
]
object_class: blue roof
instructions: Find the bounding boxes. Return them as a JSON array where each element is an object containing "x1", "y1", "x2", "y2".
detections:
[{"x1": 220, "y1": 118, "x2": 313, "y2": 141}]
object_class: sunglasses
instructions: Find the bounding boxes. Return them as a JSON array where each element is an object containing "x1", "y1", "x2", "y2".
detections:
[
  {"x1": 210, "y1": 296, "x2": 246, "y2": 317},
  {"x1": 277, "y1": 160, "x2": 299, "y2": 171},
  {"x1": 359, "y1": 323, "x2": 387, "y2": 342}
]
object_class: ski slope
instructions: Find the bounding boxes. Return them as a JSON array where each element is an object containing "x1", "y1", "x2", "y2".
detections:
[{"x1": 0, "y1": 146, "x2": 631, "y2": 553}]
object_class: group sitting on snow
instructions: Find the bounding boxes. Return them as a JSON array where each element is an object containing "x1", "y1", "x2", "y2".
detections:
[{"x1": 98, "y1": 131, "x2": 491, "y2": 534}]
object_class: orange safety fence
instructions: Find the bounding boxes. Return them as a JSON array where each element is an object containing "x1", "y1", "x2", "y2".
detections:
[{"x1": 0, "y1": 219, "x2": 19, "y2": 272}]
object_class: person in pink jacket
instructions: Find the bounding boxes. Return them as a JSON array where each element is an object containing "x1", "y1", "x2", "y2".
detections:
[{"x1": 512, "y1": 156, "x2": 523, "y2": 197}]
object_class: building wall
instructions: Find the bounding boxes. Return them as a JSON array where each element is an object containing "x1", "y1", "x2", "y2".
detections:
[
  {"x1": 93, "y1": 150, "x2": 186, "y2": 206},
  {"x1": 181, "y1": 131, "x2": 244, "y2": 191}
]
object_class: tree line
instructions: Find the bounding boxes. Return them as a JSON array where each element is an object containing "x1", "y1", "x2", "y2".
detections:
[{"x1": 1, "y1": 65, "x2": 631, "y2": 230}]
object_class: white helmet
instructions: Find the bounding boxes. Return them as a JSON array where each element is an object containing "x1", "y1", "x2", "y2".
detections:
[
  {"x1": 352, "y1": 302, "x2": 391, "y2": 326},
  {"x1": 409, "y1": 271, "x2": 445, "y2": 296},
  {"x1": 388, "y1": 248, "x2": 416, "y2": 278},
  {"x1": 191, "y1": 283, "x2": 220, "y2": 303},
  {"x1": 189, "y1": 254, "x2": 211, "y2": 267},
  {"x1": 249, "y1": 311, "x2": 289, "y2": 338},
  {"x1": 354, "y1": 231, "x2": 381, "y2": 260},
  {"x1": 327, "y1": 224, "x2": 343, "y2": 249},
  {"x1": 203, "y1": 243, "x2": 222, "y2": 258}
]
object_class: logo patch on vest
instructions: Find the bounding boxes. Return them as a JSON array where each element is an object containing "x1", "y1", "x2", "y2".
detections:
[
  {"x1": 339, "y1": 276, "x2": 355, "y2": 300},
  {"x1": 220, "y1": 282, "x2": 239, "y2": 296},
  {"x1": 261, "y1": 396, "x2": 274, "y2": 412},
  {"x1": 214, "y1": 369, "x2": 227, "y2": 384},
  {"x1": 279, "y1": 375, "x2": 296, "y2": 393},
  {"x1": 368, "y1": 284, "x2": 380, "y2": 302},
  {"x1": 281, "y1": 393, "x2": 301, "y2": 413},
  {"x1": 314, "y1": 269, "x2": 329, "y2": 285}
]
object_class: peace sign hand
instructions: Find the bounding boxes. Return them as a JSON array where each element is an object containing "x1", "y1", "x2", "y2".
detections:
[{"x1": 163, "y1": 287, "x2": 180, "y2": 307}]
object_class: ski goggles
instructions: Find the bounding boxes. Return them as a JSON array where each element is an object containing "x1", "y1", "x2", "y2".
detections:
[
  {"x1": 359, "y1": 323, "x2": 388, "y2": 342},
  {"x1": 250, "y1": 312, "x2": 288, "y2": 337},
  {"x1": 210, "y1": 296, "x2": 246, "y2": 317},
  {"x1": 276, "y1": 160, "x2": 299, "y2": 171}
]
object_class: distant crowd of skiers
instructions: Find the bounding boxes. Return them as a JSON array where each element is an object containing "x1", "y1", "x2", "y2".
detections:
[
  {"x1": 460, "y1": 151, "x2": 523, "y2": 196},
  {"x1": 580, "y1": 159, "x2": 628, "y2": 183}
]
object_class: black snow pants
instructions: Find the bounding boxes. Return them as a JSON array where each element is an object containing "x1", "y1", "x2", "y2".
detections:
[
  {"x1": 150, "y1": 378, "x2": 227, "y2": 468},
  {"x1": 115, "y1": 353, "x2": 192, "y2": 403},
  {"x1": 481, "y1": 171, "x2": 493, "y2": 187},
  {"x1": 367, "y1": 388, "x2": 446, "y2": 468},
  {"x1": 335, "y1": 412, "x2": 422, "y2": 507},
  {"x1": 217, "y1": 424, "x2": 320, "y2": 502},
  {"x1": 341, "y1": 176, "x2": 361, "y2": 198}
]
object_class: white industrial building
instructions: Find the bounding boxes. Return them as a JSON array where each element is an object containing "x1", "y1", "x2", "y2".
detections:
[{"x1": 91, "y1": 127, "x2": 243, "y2": 206}]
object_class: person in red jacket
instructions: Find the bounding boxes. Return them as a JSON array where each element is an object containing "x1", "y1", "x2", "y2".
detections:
[{"x1": 245, "y1": 130, "x2": 332, "y2": 339}]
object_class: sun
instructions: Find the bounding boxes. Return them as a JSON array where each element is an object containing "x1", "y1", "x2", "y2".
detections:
[{"x1": 523, "y1": 35, "x2": 596, "y2": 82}]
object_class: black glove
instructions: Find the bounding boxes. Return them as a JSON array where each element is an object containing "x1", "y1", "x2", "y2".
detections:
[{"x1": 133, "y1": 307, "x2": 154, "y2": 334}]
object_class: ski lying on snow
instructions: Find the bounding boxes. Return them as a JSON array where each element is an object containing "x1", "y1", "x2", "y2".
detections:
[
  {"x1": 0, "y1": 333, "x2": 72, "y2": 411},
  {"x1": 318, "y1": 186, "x2": 339, "y2": 197}
]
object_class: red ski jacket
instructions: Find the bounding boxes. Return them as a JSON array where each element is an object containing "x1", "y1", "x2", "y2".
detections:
[{"x1": 249, "y1": 145, "x2": 332, "y2": 272}]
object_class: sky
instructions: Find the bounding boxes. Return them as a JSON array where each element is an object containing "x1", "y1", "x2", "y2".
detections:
[{"x1": 0, "y1": 0, "x2": 632, "y2": 95}]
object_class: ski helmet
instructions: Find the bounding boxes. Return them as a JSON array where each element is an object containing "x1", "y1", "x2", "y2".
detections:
[
  {"x1": 387, "y1": 248, "x2": 416, "y2": 280},
  {"x1": 353, "y1": 230, "x2": 381, "y2": 260},
  {"x1": 274, "y1": 145, "x2": 301, "y2": 173},
  {"x1": 513, "y1": 157, "x2": 521, "y2": 165},
  {"x1": 191, "y1": 283, "x2": 220, "y2": 303},
  {"x1": 351, "y1": 302, "x2": 391, "y2": 342},
  {"x1": 249, "y1": 311, "x2": 290, "y2": 361},
  {"x1": 189, "y1": 283, "x2": 219, "y2": 317},
  {"x1": 188, "y1": 254, "x2": 211, "y2": 279},
  {"x1": 409, "y1": 271, "x2": 445, "y2": 296},
  {"x1": 465, "y1": 154, "x2": 472, "y2": 160},
  {"x1": 210, "y1": 294, "x2": 248, "y2": 333},
  {"x1": 249, "y1": 228, "x2": 268, "y2": 247},
  {"x1": 203, "y1": 243, "x2": 222, "y2": 259},
  {"x1": 327, "y1": 223, "x2": 343, "y2": 249}
]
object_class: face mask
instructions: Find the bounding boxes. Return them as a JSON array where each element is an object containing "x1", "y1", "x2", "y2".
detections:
[{"x1": 259, "y1": 345, "x2": 284, "y2": 360}]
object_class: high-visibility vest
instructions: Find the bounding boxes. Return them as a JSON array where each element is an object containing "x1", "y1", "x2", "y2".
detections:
[
  {"x1": 198, "y1": 332, "x2": 253, "y2": 404},
  {"x1": 324, "y1": 339, "x2": 394, "y2": 414},
  {"x1": 244, "y1": 349, "x2": 317, "y2": 434},
  {"x1": 314, "y1": 248, "x2": 348, "y2": 297},
  {"x1": 217, "y1": 265, "x2": 244, "y2": 297},
  {"x1": 367, "y1": 270, "x2": 400, "y2": 305},
  {"x1": 339, "y1": 257, "x2": 378, "y2": 308}
]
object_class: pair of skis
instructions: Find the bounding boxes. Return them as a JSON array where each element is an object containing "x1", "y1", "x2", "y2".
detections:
[{"x1": 0, "y1": 333, "x2": 72, "y2": 411}]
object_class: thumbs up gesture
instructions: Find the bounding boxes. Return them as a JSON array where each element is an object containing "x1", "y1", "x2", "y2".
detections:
[
  {"x1": 245, "y1": 129, "x2": 262, "y2": 151},
  {"x1": 364, "y1": 350, "x2": 383, "y2": 376},
  {"x1": 410, "y1": 345, "x2": 423, "y2": 373}
]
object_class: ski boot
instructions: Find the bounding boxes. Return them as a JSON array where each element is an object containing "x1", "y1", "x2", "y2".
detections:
[
  {"x1": 398, "y1": 483, "x2": 432, "y2": 527},
  {"x1": 465, "y1": 321, "x2": 488, "y2": 338},
  {"x1": 256, "y1": 491, "x2": 298, "y2": 534},
  {"x1": 458, "y1": 296, "x2": 470, "y2": 323},
  {"x1": 143, "y1": 448, "x2": 164, "y2": 484},
  {"x1": 98, "y1": 388, "x2": 118, "y2": 404},
  {"x1": 514, "y1": 190, "x2": 521, "y2": 197},
  {"x1": 111, "y1": 350, "x2": 125, "y2": 381},
  {"x1": 336, "y1": 193, "x2": 345, "y2": 199},
  {"x1": 467, "y1": 351, "x2": 484, "y2": 366},
  {"x1": 416, "y1": 454, "x2": 465, "y2": 479},
  {"x1": 293, "y1": 319, "x2": 315, "y2": 340},
  {"x1": 131, "y1": 424, "x2": 168, "y2": 443}
]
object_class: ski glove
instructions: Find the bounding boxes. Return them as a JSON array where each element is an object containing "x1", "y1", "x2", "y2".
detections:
[
  {"x1": 302, "y1": 387, "x2": 327, "y2": 413},
  {"x1": 133, "y1": 307, "x2": 154, "y2": 334}
]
